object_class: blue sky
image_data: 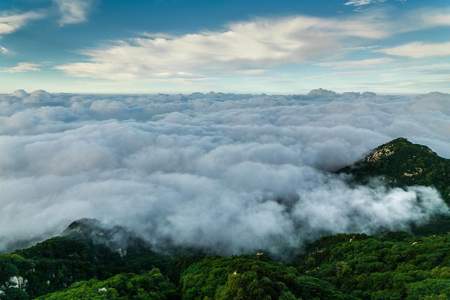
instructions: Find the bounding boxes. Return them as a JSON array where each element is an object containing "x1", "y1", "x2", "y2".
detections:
[{"x1": 0, "y1": 0, "x2": 449, "y2": 93}]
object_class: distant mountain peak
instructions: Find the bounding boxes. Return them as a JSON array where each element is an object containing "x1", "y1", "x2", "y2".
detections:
[
  {"x1": 307, "y1": 88, "x2": 338, "y2": 97},
  {"x1": 63, "y1": 218, "x2": 108, "y2": 237},
  {"x1": 364, "y1": 138, "x2": 436, "y2": 164},
  {"x1": 63, "y1": 218, "x2": 149, "y2": 255},
  {"x1": 12, "y1": 89, "x2": 29, "y2": 98}
]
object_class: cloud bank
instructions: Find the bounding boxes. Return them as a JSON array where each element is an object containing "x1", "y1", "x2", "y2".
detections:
[{"x1": 0, "y1": 91, "x2": 449, "y2": 253}]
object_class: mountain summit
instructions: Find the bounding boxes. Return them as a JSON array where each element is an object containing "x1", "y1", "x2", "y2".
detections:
[{"x1": 340, "y1": 138, "x2": 450, "y2": 203}]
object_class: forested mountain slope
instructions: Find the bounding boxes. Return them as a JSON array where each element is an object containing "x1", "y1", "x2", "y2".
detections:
[{"x1": 340, "y1": 138, "x2": 450, "y2": 203}]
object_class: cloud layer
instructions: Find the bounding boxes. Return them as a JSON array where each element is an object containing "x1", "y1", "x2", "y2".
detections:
[{"x1": 0, "y1": 91, "x2": 449, "y2": 253}]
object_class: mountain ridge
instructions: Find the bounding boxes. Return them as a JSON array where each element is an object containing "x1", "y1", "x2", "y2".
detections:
[{"x1": 340, "y1": 137, "x2": 450, "y2": 203}]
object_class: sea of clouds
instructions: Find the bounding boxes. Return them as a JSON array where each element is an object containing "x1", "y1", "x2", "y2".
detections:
[{"x1": 0, "y1": 89, "x2": 449, "y2": 253}]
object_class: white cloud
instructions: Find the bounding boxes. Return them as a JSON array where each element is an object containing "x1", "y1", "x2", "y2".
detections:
[
  {"x1": 54, "y1": 0, "x2": 94, "y2": 26},
  {"x1": 345, "y1": 0, "x2": 386, "y2": 7},
  {"x1": 379, "y1": 41, "x2": 450, "y2": 58},
  {"x1": 420, "y1": 13, "x2": 450, "y2": 28},
  {"x1": 318, "y1": 57, "x2": 393, "y2": 69},
  {"x1": 1, "y1": 62, "x2": 41, "y2": 73},
  {"x1": 0, "y1": 11, "x2": 44, "y2": 36},
  {"x1": 56, "y1": 13, "x2": 391, "y2": 80},
  {"x1": 0, "y1": 46, "x2": 10, "y2": 55},
  {"x1": 408, "y1": 7, "x2": 450, "y2": 29},
  {"x1": 0, "y1": 91, "x2": 448, "y2": 253},
  {"x1": 344, "y1": 0, "x2": 407, "y2": 7},
  {"x1": 55, "y1": 7, "x2": 450, "y2": 83}
]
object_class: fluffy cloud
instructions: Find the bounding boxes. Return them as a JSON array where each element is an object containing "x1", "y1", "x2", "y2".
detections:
[
  {"x1": 54, "y1": 0, "x2": 94, "y2": 26},
  {"x1": 1, "y1": 62, "x2": 41, "y2": 73},
  {"x1": 0, "y1": 11, "x2": 44, "y2": 36},
  {"x1": 379, "y1": 41, "x2": 450, "y2": 58},
  {"x1": 0, "y1": 91, "x2": 449, "y2": 253}
]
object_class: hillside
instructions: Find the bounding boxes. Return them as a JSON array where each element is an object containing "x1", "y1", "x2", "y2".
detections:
[
  {"x1": 297, "y1": 232, "x2": 450, "y2": 299},
  {"x1": 340, "y1": 138, "x2": 450, "y2": 203},
  {"x1": 35, "y1": 269, "x2": 178, "y2": 300}
]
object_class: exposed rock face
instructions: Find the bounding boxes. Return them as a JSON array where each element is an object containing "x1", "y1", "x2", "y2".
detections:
[
  {"x1": 403, "y1": 168, "x2": 423, "y2": 177},
  {"x1": 8, "y1": 276, "x2": 27, "y2": 289},
  {"x1": 366, "y1": 145, "x2": 395, "y2": 163}
]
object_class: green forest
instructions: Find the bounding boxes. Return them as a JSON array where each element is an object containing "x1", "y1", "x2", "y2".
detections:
[{"x1": 1, "y1": 138, "x2": 449, "y2": 300}]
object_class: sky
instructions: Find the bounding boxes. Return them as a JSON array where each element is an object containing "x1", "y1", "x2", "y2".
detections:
[{"x1": 0, "y1": 0, "x2": 449, "y2": 93}]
